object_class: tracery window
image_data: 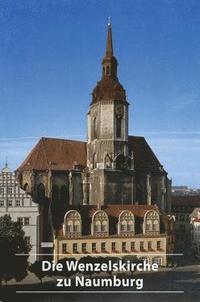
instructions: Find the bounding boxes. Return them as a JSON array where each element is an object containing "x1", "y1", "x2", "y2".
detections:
[
  {"x1": 64, "y1": 210, "x2": 81, "y2": 237},
  {"x1": 36, "y1": 183, "x2": 45, "y2": 203},
  {"x1": 118, "y1": 210, "x2": 135, "y2": 235},
  {"x1": 144, "y1": 210, "x2": 160, "y2": 235},
  {"x1": 116, "y1": 116, "x2": 122, "y2": 138},
  {"x1": 92, "y1": 210, "x2": 109, "y2": 236}
]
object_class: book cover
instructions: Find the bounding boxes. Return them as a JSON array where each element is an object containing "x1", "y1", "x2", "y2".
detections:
[{"x1": 0, "y1": 1, "x2": 199, "y2": 301}]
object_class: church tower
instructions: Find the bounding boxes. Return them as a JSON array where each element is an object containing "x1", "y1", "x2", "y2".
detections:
[{"x1": 87, "y1": 21, "x2": 135, "y2": 206}]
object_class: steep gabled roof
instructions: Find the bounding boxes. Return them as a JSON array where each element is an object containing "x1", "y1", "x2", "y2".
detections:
[
  {"x1": 17, "y1": 136, "x2": 165, "y2": 173},
  {"x1": 128, "y1": 136, "x2": 164, "y2": 173},
  {"x1": 17, "y1": 137, "x2": 87, "y2": 172}
]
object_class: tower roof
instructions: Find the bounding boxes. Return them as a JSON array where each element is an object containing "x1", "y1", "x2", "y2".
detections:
[
  {"x1": 17, "y1": 136, "x2": 164, "y2": 174},
  {"x1": 91, "y1": 21, "x2": 126, "y2": 105},
  {"x1": 1, "y1": 161, "x2": 12, "y2": 173},
  {"x1": 106, "y1": 21, "x2": 113, "y2": 56}
]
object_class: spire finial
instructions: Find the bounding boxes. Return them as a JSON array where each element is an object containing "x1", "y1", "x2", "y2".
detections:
[
  {"x1": 108, "y1": 16, "x2": 111, "y2": 27},
  {"x1": 106, "y1": 17, "x2": 113, "y2": 56},
  {"x1": 5, "y1": 157, "x2": 8, "y2": 168}
]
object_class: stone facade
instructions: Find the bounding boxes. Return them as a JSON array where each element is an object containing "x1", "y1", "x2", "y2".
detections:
[
  {"x1": 171, "y1": 195, "x2": 200, "y2": 248},
  {"x1": 17, "y1": 23, "x2": 172, "y2": 250}
]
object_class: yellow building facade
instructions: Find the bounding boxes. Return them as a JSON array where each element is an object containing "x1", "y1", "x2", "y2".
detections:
[{"x1": 54, "y1": 205, "x2": 174, "y2": 266}]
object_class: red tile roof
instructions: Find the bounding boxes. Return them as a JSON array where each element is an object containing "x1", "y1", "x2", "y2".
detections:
[
  {"x1": 128, "y1": 136, "x2": 164, "y2": 173},
  {"x1": 171, "y1": 195, "x2": 200, "y2": 207},
  {"x1": 103, "y1": 204, "x2": 158, "y2": 218},
  {"x1": 17, "y1": 137, "x2": 87, "y2": 172},
  {"x1": 17, "y1": 136, "x2": 164, "y2": 173},
  {"x1": 55, "y1": 204, "x2": 170, "y2": 236}
]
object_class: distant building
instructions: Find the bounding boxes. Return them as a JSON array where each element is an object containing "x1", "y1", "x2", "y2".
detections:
[
  {"x1": 190, "y1": 208, "x2": 200, "y2": 258},
  {"x1": 171, "y1": 195, "x2": 200, "y2": 247},
  {"x1": 172, "y1": 186, "x2": 200, "y2": 196},
  {"x1": 0, "y1": 163, "x2": 39, "y2": 263},
  {"x1": 54, "y1": 205, "x2": 174, "y2": 266}
]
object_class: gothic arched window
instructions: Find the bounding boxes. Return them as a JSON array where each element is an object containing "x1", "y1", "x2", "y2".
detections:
[
  {"x1": 116, "y1": 154, "x2": 125, "y2": 170},
  {"x1": 64, "y1": 210, "x2": 81, "y2": 237},
  {"x1": 36, "y1": 183, "x2": 45, "y2": 203},
  {"x1": 144, "y1": 210, "x2": 160, "y2": 235},
  {"x1": 116, "y1": 116, "x2": 122, "y2": 138},
  {"x1": 127, "y1": 220, "x2": 134, "y2": 232},
  {"x1": 136, "y1": 183, "x2": 144, "y2": 203},
  {"x1": 60, "y1": 184, "x2": 69, "y2": 206},
  {"x1": 153, "y1": 219, "x2": 159, "y2": 231},
  {"x1": 121, "y1": 219, "x2": 127, "y2": 232},
  {"x1": 118, "y1": 210, "x2": 135, "y2": 235},
  {"x1": 92, "y1": 210, "x2": 109, "y2": 236},
  {"x1": 52, "y1": 185, "x2": 59, "y2": 202},
  {"x1": 94, "y1": 220, "x2": 101, "y2": 232},
  {"x1": 23, "y1": 183, "x2": 29, "y2": 192},
  {"x1": 106, "y1": 65, "x2": 110, "y2": 75},
  {"x1": 93, "y1": 117, "x2": 97, "y2": 139},
  {"x1": 152, "y1": 183, "x2": 158, "y2": 202},
  {"x1": 146, "y1": 219, "x2": 152, "y2": 231}
]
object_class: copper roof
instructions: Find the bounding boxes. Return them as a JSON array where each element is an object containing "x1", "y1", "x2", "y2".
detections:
[{"x1": 17, "y1": 136, "x2": 164, "y2": 173}]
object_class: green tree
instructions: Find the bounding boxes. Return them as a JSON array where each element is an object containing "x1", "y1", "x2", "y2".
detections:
[{"x1": 0, "y1": 215, "x2": 30, "y2": 285}]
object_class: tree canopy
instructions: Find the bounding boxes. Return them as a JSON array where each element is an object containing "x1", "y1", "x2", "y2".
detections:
[{"x1": 0, "y1": 214, "x2": 30, "y2": 285}]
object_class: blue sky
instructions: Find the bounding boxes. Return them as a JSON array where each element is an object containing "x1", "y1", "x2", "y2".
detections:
[{"x1": 0, "y1": 0, "x2": 200, "y2": 187}]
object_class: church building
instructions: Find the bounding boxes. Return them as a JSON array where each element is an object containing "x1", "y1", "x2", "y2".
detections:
[{"x1": 17, "y1": 22, "x2": 172, "y2": 250}]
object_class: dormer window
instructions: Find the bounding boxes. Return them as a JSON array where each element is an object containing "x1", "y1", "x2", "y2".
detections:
[
  {"x1": 118, "y1": 210, "x2": 135, "y2": 235},
  {"x1": 92, "y1": 210, "x2": 109, "y2": 236},
  {"x1": 144, "y1": 210, "x2": 160, "y2": 235},
  {"x1": 64, "y1": 210, "x2": 81, "y2": 237}
]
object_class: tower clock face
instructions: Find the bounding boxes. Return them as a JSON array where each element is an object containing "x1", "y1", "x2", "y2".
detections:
[{"x1": 115, "y1": 105, "x2": 124, "y2": 116}]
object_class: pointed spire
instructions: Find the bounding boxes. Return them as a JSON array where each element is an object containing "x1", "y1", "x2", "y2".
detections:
[
  {"x1": 106, "y1": 17, "x2": 113, "y2": 56},
  {"x1": 1, "y1": 157, "x2": 11, "y2": 173},
  {"x1": 91, "y1": 18, "x2": 126, "y2": 104},
  {"x1": 5, "y1": 157, "x2": 8, "y2": 168}
]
